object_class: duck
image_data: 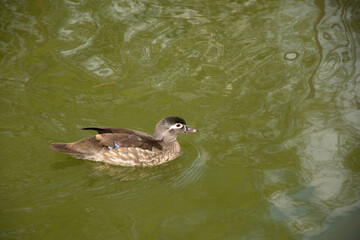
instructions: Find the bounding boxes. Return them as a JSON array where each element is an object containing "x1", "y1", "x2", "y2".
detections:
[{"x1": 50, "y1": 116, "x2": 198, "y2": 166}]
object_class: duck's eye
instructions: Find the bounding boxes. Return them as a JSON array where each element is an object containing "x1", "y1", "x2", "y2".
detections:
[{"x1": 170, "y1": 123, "x2": 184, "y2": 130}]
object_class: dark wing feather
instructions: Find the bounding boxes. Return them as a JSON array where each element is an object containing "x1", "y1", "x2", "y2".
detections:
[
  {"x1": 82, "y1": 127, "x2": 153, "y2": 138},
  {"x1": 95, "y1": 133, "x2": 162, "y2": 150},
  {"x1": 82, "y1": 127, "x2": 134, "y2": 134}
]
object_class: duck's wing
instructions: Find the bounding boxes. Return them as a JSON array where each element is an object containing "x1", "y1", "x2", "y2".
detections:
[
  {"x1": 95, "y1": 132, "x2": 162, "y2": 150},
  {"x1": 82, "y1": 128, "x2": 158, "y2": 149}
]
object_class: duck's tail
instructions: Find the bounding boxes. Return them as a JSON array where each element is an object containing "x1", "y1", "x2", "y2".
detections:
[
  {"x1": 50, "y1": 143, "x2": 84, "y2": 156},
  {"x1": 50, "y1": 136, "x2": 103, "y2": 158}
]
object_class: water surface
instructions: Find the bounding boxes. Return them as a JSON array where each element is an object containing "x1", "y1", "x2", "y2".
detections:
[{"x1": 1, "y1": 0, "x2": 360, "y2": 239}]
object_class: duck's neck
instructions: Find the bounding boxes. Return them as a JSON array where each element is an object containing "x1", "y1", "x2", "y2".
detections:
[
  {"x1": 153, "y1": 132, "x2": 176, "y2": 143},
  {"x1": 168, "y1": 137, "x2": 177, "y2": 142},
  {"x1": 158, "y1": 137, "x2": 179, "y2": 149},
  {"x1": 159, "y1": 139, "x2": 181, "y2": 162}
]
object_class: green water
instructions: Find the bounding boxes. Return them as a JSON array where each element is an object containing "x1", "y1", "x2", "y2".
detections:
[{"x1": 1, "y1": 0, "x2": 360, "y2": 239}]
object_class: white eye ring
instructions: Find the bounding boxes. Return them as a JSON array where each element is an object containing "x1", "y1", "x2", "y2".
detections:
[{"x1": 169, "y1": 123, "x2": 184, "y2": 130}]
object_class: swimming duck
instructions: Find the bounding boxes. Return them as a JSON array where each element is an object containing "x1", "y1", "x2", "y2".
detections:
[{"x1": 50, "y1": 116, "x2": 198, "y2": 166}]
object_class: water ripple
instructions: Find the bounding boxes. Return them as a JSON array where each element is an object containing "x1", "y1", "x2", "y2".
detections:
[
  {"x1": 171, "y1": 142, "x2": 208, "y2": 189},
  {"x1": 270, "y1": 0, "x2": 360, "y2": 235},
  {"x1": 60, "y1": 37, "x2": 94, "y2": 56}
]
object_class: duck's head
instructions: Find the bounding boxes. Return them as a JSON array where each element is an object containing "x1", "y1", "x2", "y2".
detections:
[{"x1": 154, "y1": 116, "x2": 198, "y2": 142}]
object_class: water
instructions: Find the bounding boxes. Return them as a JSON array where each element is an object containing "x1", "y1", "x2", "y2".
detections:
[{"x1": 1, "y1": 0, "x2": 359, "y2": 239}]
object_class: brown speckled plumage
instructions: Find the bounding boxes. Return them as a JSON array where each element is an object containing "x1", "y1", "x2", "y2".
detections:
[{"x1": 50, "y1": 116, "x2": 197, "y2": 166}]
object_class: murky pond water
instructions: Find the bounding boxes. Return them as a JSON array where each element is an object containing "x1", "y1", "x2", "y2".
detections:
[{"x1": 1, "y1": 0, "x2": 360, "y2": 239}]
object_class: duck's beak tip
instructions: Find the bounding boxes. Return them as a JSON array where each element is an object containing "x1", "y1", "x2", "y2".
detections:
[{"x1": 185, "y1": 126, "x2": 198, "y2": 133}]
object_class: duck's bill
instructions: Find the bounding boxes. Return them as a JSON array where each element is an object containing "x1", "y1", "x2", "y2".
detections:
[{"x1": 185, "y1": 126, "x2": 198, "y2": 133}]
